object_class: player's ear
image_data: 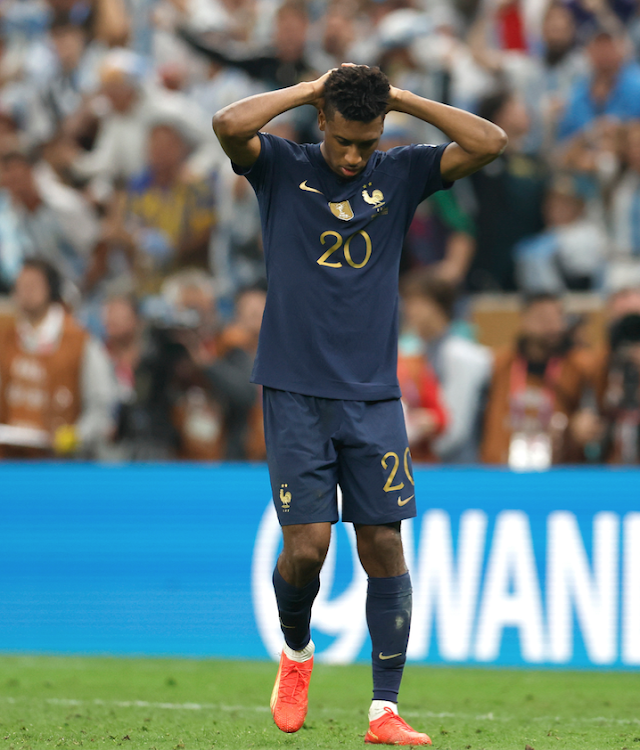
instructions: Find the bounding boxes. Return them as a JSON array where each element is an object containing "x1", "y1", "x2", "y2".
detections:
[{"x1": 318, "y1": 109, "x2": 326, "y2": 132}]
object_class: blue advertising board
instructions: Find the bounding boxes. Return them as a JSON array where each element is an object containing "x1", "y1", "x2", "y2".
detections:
[{"x1": 0, "y1": 464, "x2": 638, "y2": 669}]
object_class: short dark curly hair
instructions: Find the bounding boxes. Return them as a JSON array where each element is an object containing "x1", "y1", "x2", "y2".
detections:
[{"x1": 323, "y1": 65, "x2": 390, "y2": 123}]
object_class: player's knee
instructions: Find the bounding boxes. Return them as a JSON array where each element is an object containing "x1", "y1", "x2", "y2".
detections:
[
  {"x1": 357, "y1": 523, "x2": 402, "y2": 553},
  {"x1": 281, "y1": 539, "x2": 328, "y2": 581},
  {"x1": 356, "y1": 523, "x2": 406, "y2": 577}
]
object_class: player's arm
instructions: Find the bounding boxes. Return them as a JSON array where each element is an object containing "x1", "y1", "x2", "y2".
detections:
[
  {"x1": 388, "y1": 88, "x2": 508, "y2": 182},
  {"x1": 212, "y1": 71, "x2": 331, "y2": 168}
]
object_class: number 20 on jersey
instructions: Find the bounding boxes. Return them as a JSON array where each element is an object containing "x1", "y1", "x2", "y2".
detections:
[{"x1": 317, "y1": 230, "x2": 372, "y2": 269}]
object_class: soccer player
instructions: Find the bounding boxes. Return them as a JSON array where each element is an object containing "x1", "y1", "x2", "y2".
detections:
[{"x1": 212, "y1": 65, "x2": 506, "y2": 745}]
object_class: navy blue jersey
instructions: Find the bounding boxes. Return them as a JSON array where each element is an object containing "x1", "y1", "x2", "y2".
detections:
[{"x1": 234, "y1": 132, "x2": 450, "y2": 400}]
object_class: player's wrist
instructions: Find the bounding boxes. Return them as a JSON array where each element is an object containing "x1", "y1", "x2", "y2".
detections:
[
  {"x1": 387, "y1": 86, "x2": 408, "y2": 113},
  {"x1": 299, "y1": 80, "x2": 320, "y2": 107}
]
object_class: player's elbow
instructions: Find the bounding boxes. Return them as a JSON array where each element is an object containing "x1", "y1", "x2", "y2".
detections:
[
  {"x1": 213, "y1": 107, "x2": 247, "y2": 140},
  {"x1": 484, "y1": 125, "x2": 508, "y2": 158},
  {"x1": 212, "y1": 109, "x2": 232, "y2": 137}
]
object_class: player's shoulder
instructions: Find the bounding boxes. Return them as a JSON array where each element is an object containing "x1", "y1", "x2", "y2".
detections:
[
  {"x1": 258, "y1": 132, "x2": 313, "y2": 166},
  {"x1": 373, "y1": 143, "x2": 444, "y2": 172}
]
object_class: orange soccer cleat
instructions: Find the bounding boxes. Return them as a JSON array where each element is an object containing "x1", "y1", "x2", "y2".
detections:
[
  {"x1": 270, "y1": 650, "x2": 314, "y2": 733},
  {"x1": 365, "y1": 707, "x2": 432, "y2": 746}
]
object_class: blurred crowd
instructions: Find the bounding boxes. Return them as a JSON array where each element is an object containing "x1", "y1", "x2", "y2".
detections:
[{"x1": 1, "y1": 0, "x2": 640, "y2": 465}]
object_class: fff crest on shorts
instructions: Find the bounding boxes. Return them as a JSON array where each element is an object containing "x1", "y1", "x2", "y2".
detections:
[
  {"x1": 329, "y1": 200, "x2": 354, "y2": 221},
  {"x1": 279, "y1": 484, "x2": 291, "y2": 512}
]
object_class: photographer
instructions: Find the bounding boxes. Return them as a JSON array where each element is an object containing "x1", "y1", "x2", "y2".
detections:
[
  {"x1": 599, "y1": 313, "x2": 640, "y2": 463},
  {"x1": 564, "y1": 286, "x2": 640, "y2": 465},
  {"x1": 103, "y1": 270, "x2": 255, "y2": 461},
  {"x1": 0, "y1": 260, "x2": 116, "y2": 459},
  {"x1": 481, "y1": 293, "x2": 598, "y2": 468}
]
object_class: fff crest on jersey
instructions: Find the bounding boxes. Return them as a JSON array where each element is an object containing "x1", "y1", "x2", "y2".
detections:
[
  {"x1": 329, "y1": 200, "x2": 354, "y2": 221},
  {"x1": 362, "y1": 187, "x2": 385, "y2": 207}
]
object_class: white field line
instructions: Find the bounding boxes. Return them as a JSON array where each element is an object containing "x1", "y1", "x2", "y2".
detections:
[
  {"x1": 46, "y1": 697, "x2": 270, "y2": 712},
  {"x1": 1, "y1": 697, "x2": 639, "y2": 726}
]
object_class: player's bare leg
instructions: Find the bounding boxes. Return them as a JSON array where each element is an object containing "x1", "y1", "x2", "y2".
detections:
[
  {"x1": 356, "y1": 523, "x2": 432, "y2": 746},
  {"x1": 278, "y1": 522, "x2": 332, "y2": 586},
  {"x1": 270, "y1": 522, "x2": 331, "y2": 733}
]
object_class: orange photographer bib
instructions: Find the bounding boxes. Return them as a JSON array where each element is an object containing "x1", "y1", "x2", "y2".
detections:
[{"x1": 0, "y1": 314, "x2": 87, "y2": 456}]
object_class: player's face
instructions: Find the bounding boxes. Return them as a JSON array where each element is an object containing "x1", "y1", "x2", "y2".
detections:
[{"x1": 318, "y1": 110, "x2": 385, "y2": 179}]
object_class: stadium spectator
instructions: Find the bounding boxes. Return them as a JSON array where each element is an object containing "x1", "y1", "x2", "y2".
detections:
[
  {"x1": 3, "y1": 0, "x2": 640, "y2": 469},
  {"x1": 0, "y1": 0, "x2": 128, "y2": 116},
  {"x1": 608, "y1": 120, "x2": 640, "y2": 290},
  {"x1": 161, "y1": 270, "x2": 256, "y2": 460},
  {"x1": 515, "y1": 172, "x2": 607, "y2": 293},
  {"x1": 557, "y1": 25, "x2": 640, "y2": 142},
  {"x1": 179, "y1": 1, "x2": 318, "y2": 140},
  {"x1": 397, "y1": 351, "x2": 448, "y2": 463},
  {"x1": 218, "y1": 283, "x2": 267, "y2": 459},
  {"x1": 49, "y1": 0, "x2": 131, "y2": 47},
  {"x1": 101, "y1": 290, "x2": 179, "y2": 460},
  {"x1": 125, "y1": 122, "x2": 216, "y2": 285},
  {"x1": 481, "y1": 293, "x2": 598, "y2": 466},
  {"x1": 469, "y1": 2, "x2": 588, "y2": 151},
  {"x1": 402, "y1": 187, "x2": 476, "y2": 286},
  {"x1": 102, "y1": 292, "x2": 141, "y2": 404},
  {"x1": 0, "y1": 149, "x2": 100, "y2": 290},
  {"x1": 179, "y1": 1, "x2": 314, "y2": 92},
  {"x1": 211, "y1": 113, "x2": 299, "y2": 298},
  {"x1": 68, "y1": 49, "x2": 214, "y2": 203},
  {"x1": 213, "y1": 165, "x2": 264, "y2": 298},
  {"x1": 101, "y1": 271, "x2": 255, "y2": 460},
  {"x1": 381, "y1": 116, "x2": 476, "y2": 286},
  {"x1": 402, "y1": 271, "x2": 492, "y2": 463},
  {"x1": 24, "y1": 18, "x2": 103, "y2": 147},
  {"x1": 308, "y1": 2, "x2": 358, "y2": 72},
  {"x1": 573, "y1": 284, "x2": 640, "y2": 464},
  {"x1": 84, "y1": 120, "x2": 217, "y2": 299},
  {"x1": 467, "y1": 89, "x2": 547, "y2": 291},
  {"x1": 188, "y1": 61, "x2": 256, "y2": 124},
  {"x1": 0, "y1": 259, "x2": 116, "y2": 458}
]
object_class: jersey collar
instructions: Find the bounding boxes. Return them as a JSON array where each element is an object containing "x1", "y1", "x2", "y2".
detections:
[{"x1": 306, "y1": 143, "x2": 382, "y2": 203}]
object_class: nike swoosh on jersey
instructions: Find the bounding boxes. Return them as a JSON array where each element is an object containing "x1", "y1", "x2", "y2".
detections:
[
  {"x1": 299, "y1": 180, "x2": 323, "y2": 195},
  {"x1": 397, "y1": 494, "x2": 414, "y2": 507},
  {"x1": 379, "y1": 652, "x2": 403, "y2": 660}
]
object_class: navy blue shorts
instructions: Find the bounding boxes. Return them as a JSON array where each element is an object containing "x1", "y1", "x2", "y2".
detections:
[{"x1": 263, "y1": 387, "x2": 417, "y2": 526}]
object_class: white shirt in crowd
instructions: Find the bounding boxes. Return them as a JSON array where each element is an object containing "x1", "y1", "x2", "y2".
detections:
[{"x1": 427, "y1": 332, "x2": 493, "y2": 463}]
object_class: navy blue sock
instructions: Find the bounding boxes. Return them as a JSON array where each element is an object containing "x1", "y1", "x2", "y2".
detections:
[
  {"x1": 272, "y1": 566, "x2": 320, "y2": 651},
  {"x1": 366, "y1": 572, "x2": 412, "y2": 702}
]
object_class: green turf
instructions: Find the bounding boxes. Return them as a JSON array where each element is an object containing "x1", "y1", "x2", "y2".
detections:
[{"x1": 0, "y1": 655, "x2": 637, "y2": 749}]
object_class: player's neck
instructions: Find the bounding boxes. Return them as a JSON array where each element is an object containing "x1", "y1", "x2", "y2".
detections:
[{"x1": 319, "y1": 142, "x2": 363, "y2": 181}]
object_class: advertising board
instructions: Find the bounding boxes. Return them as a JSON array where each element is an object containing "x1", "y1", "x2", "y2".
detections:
[{"x1": 0, "y1": 465, "x2": 637, "y2": 669}]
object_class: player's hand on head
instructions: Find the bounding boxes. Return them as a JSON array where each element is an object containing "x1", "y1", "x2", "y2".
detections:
[
  {"x1": 386, "y1": 85, "x2": 404, "y2": 113},
  {"x1": 308, "y1": 69, "x2": 334, "y2": 110},
  {"x1": 307, "y1": 63, "x2": 359, "y2": 110}
]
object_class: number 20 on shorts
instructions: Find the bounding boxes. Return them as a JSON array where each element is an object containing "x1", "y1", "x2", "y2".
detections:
[
  {"x1": 317, "y1": 230, "x2": 372, "y2": 269},
  {"x1": 382, "y1": 448, "x2": 414, "y2": 492}
]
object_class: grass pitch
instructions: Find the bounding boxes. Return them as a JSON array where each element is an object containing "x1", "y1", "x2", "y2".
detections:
[{"x1": 0, "y1": 655, "x2": 637, "y2": 750}]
